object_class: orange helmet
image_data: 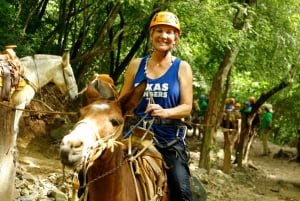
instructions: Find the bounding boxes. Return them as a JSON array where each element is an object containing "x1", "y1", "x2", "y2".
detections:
[
  {"x1": 249, "y1": 96, "x2": 256, "y2": 104},
  {"x1": 228, "y1": 98, "x2": 235, "y2": 104},
  {"x1": 235, "y1": 103, "x2": 241, "y2": 108},
  {"x1": 149, "y1": 11, "x2": 181, "y2": 35}
]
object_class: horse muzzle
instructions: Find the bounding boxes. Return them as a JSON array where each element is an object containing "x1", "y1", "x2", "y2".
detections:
[{"x1": 60, "y1": 145, "x2": 83, "y2": 168}]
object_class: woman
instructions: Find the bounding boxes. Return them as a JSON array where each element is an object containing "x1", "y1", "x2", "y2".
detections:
[{"x1": 120, "y1": 11, "x2": 194, "y2": 201}]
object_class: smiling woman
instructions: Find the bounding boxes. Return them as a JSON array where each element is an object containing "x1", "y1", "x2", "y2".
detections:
[{"x1": 119, "y1": 11, "x2": 194, "y2": 201}]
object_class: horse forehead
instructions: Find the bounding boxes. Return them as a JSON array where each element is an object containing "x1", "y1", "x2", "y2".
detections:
[
  {"x1": 89, "y1": 102, "x2": 121, "y2": 114},
  {"x1": 91, "y1": 103, "x2": 110, "y2": 111}
]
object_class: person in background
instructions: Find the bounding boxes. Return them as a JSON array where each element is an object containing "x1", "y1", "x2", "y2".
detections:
[
  {"x1": 249, "y1": 96, "x2": 256, "y2": 107},
  {"x1": 198, "y1": 94, "x2": 208, "y2": 122},
  {"x1": 234, "y1": 102, "x2": 242, "y2": 122},
  {"x1": 260, "y1": 104, "x2": 273, "y2": 155},
  {"x1": 119, "y1": 11, "x2": 194, "y2": 201},
  {"x1": 225, "y1": 97, "x2": 235, "y2": 112},
  {"x1": 232, "y1": 102, "x2": 242, "y2": 150},
  {"x1": 240, "y1": 101, "x2": 252, "y2": 114},
  {"x1": 248, "y1": 96, "x2": 261, "y2": 141}
]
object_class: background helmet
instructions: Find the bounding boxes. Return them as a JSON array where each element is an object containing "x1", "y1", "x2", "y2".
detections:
[
  {"x1": 199, "y1": 94, "x2": 206, "y2": 100},
  {"x1": 228, "y1": 98, "x2": 235, "y2": 104},
  {"x1": 235, "y1": 103, "x2": 241, "y2": 108},
  {"x1": 149, "y1": 11, "x2": 181, "y2": 35},
  {"x1": 249, "y1": 96, "x2": 256, "y2": 104},
  {"x1": 264, "y1": 103, "x2": 273, "y2": 113}
]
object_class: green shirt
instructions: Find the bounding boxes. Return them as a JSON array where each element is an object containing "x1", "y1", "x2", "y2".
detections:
[
  {"x1": 198, "y1": 100, "x2": 208, "y2": 116},
  {"x1": 261, "y1": 111, "x2": 272, "y2": 130},
  {"x1": 240, "y1": 107, "x2": 251, "y2": 114}
]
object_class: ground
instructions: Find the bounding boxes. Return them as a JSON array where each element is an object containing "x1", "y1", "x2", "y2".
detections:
[{"x1": 13, "y1": 85, "x2": 300, "y2": 201}]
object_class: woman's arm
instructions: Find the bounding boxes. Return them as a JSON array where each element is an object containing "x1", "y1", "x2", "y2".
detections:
[{"x1": 119, "y1": 58, "x2": 142, "y2": 98}]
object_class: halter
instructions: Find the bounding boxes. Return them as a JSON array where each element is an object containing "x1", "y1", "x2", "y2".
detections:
[
  {"x1": 62, "y1": 64, "x2": 77, "y2": 95},
  {"x1": 68, "y1": 116, "x2": 156, "y2": 201},
  {"x1": 67, "y1": 119, "x2": 125, "y2": 201}
]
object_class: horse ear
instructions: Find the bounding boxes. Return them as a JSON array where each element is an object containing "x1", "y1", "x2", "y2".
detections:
[
  {"x1": 119, "y1": 80, "x2": 147, "y2": 115},
  {"x1": 91, "y1": 78, "x2": 117, "y2": 100},
  {"x1": 62, "y1": 52, "x2": 70, "y2": 67},
  {"x1": 84, "y1": 84, "x2": 105, "y2": 104}
]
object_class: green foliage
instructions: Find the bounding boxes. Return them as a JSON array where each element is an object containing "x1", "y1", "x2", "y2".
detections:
[{"x1": 1, "y1": 0, "x2": 300, "y2": 146}]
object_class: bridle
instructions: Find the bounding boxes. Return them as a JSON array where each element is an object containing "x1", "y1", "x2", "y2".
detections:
[
  {"x1": 61, "y1": 63, "x2": 77, "y2": 97},
  {"x1": 64, "y1": 92, "x2": 158, "y2": 201},
  {"x1": 66, "y1": 114, "x2": 154, "y2": 201},
  {"x1": 65, "y1": 119, "x2": 125, "y2": 201}
]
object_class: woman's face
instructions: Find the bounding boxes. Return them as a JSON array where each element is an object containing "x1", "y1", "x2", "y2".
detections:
[{"x1": 150, "y1": 25, "x2": 178, "y2": 52}]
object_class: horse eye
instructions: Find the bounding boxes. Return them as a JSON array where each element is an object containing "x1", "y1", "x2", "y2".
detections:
[{"x1": 110, "y1": 118, "x2": 120, "y2": 127}]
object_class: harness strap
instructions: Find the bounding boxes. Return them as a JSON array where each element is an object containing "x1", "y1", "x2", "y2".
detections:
[
  {"x1": 154, "y1": 136, "x2": 182, "y2": 149},
  {"x1": 19, "y1": 74, "x2": 39, "y2": 92},
  {"x1": 130, "y1": 116, "x2": 187, "y2": 126},
  {"x1": 1, "y1": 64, "x2": 11, "y2": 101},
  {"x1": 129, "y1": 160, "x2": 142, "y2": 201},
  {"x1": 124, "y1": 128, "x2": 167, "y2": 201}
]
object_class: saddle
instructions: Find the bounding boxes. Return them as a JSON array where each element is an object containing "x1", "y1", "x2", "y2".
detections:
[
  {"x1": 0, "y1": 45, "x2": 25, "y2": 101},
  {"x1": 122, "y1": 126, "x2": 168, "y2": 201}
]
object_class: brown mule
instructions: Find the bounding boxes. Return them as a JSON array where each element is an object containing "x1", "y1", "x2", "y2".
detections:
[{"x1": 60, "y1": 79, "x2": 168, "y2": 201}]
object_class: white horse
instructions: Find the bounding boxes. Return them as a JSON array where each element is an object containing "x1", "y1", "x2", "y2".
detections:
[{"x1": 10, "y1": 52, "x2": 78, "y2": 146}]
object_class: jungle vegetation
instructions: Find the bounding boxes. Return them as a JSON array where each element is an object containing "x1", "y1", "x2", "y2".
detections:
[{"x1": 1, "y1": 0, "x2": 299, "y2": 169}]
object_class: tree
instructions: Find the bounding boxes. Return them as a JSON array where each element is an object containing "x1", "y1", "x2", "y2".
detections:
[
  {"x1": 2, "y1": 0, "x2": 300, "y2": 171},
  {"x1": 199, "y1": 1, "x2": 255, "y2": 171}
]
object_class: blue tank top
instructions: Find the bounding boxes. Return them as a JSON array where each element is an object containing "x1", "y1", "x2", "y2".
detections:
[{"x1": 132, "y1": 56, "x2": 185, "y2": 146}]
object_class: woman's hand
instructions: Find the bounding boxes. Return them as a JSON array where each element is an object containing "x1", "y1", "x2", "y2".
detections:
[{"x1": 145, "y1": 104, "x2": 169, "y2": 118}]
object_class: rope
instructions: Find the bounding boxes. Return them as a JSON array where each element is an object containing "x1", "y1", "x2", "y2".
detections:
[
  {"x1": 0, "y1": 101, "x2": 77, "y2": 115},
  {"x1": 129, "y1": 159, "x2": 142, "y2": 201}
]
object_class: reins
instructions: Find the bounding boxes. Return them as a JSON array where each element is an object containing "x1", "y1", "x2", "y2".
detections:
[
  {"x1": 64, "y1": 91, "x2": 167, "y2": 201},
  {"x1": 65, "y1": 122, "x2": 125, "y2": 201},
  {"x1": 66, "y1": 112, "x2": 155, "y2": 201},
  {"x1": 62, "y1": 63, "x2": 77, "y2": 94}
]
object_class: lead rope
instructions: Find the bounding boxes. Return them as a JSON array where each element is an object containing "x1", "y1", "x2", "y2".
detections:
[
  {"x1": 67, "y1": 125, "x2": 124, "y2": 201},
  {"x1": 129, "y1": 160, "x2": 142, "y2": 201},
  {"x1": 126, "y1": 91, "x2": 154, "y2": 201},
  {"x1": 144, "y1": 90, "x2": 155, "y2": 128},
  {"x1": 132, "y1": 90, "x2": 157, "y2": 201}
]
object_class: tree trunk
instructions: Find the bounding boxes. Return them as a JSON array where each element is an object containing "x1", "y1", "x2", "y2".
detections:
[
  {"x1": 223, "y1": 131, "x2": 232, "y2": 173},
  {"x1": 236, "y1": 79, "x2": 294, "y2": 166},
  {"x1": 236, "y1": 114, "x2": 249, "y2": 167},
  {"x1": 0, "y1": 103, "x2": 16, "y2": 201},
  {"x1": 243, "y1": 128, "x2": 256, "y2": 162},
  {"x1": 297, "y1": 130, "x2": 300, "y2": 162},
  {"x1": 199, "y1": 48, "x2": 239, "y2": 171}
]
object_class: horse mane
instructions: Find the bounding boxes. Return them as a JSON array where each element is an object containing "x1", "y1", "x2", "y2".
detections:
[{"x1": 32, "y1": 54, "x2": 62, "y2": 60}]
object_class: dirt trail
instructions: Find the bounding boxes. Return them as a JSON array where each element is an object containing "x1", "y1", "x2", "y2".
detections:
[
  {"x1": 187, "y1": 131, "x2": 300, "y2": 201},
  {"x1": 16, "y1": 125, "x2": 300, "y2": 201},
  {"x1": 14, "y1": 87, "x2": 300, "y2": 201}
]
